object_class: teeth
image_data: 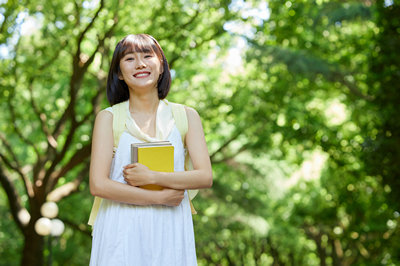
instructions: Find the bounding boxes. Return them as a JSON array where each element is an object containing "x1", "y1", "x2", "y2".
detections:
[{"x1": 135, "y1": 73, "x2": 149, "y2": 77}]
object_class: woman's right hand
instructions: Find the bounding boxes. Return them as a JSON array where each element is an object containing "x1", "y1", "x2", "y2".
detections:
[{"x1": 160, "y1": 188, "x2": 185, "y2": 206}]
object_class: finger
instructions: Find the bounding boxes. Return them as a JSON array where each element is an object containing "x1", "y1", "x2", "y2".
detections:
[{"x1": 123, "y1": 168, "x2": 134, "y2": 175}]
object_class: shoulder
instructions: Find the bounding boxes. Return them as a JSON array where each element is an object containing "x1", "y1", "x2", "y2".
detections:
[
  {"x1": 184, "y1": 106, "x2": 200, "y2": 120},
  {"x1": 98, "y1": 108, "x2": 113, "y2": 118},
  {"x1": 184, "y1": 106, "x2": 203, "y2": 132},
  {"x1": 95, "y1": 109, "x2": 113, "y2": 126},
  {"x1": 104, "y1": 107, "x2": 113, "y2": 114},
  {"x1": 92, "y1": 109, "x2": 114, "y2": 142}
]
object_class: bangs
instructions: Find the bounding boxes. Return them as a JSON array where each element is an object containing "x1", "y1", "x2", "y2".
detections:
[{"x1": 119, "y1": 35, "x2": 160, "y2": 58}]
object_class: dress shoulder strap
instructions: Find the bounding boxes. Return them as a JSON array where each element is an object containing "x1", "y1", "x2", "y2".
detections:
[
  {"x1": 112, "y1": 101, "x2": 128, "y2": 147},
  {"x1": 169, "y1": 102, "x2": 188, "y2": 146}
]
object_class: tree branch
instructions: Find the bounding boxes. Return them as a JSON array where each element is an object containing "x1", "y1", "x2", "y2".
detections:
[
  {"x1": 0, "y1": 135, "x2": 34, "y2": 197},
  {"x1": 47, "y1": 161, "x2": 89, "y2": 202},
  {"x1": 47, "y1": 144, "x2": 91, "y2": 193},
  {"x1": 333, "y1": 72, "x2": 374, "y2": 101},
  {"x1": 73, "y1": 0, "x2": 81, "y2": 28},
  {"x1": 42, "y1": 119, "x2": 79, "y2": 188},
  {"x1": 76, "y1": 81, "x2": 105, "y2": 127},
  {"x1": 210, "y1": 130, "x2": 242, "y2": 161},
  {"x1": 76, "y1": 20, "x2": 115, "y2": 124},
  {"x1": 80, "y1": 16, "x2": 117, "y2": 76},
  {"x1": 159, "y1": 8, "x2": 201, "y2": 41},
  {"x1": 27, "y1": 77, "x2": 58, "y2": 149},
  {"x1": 38, "y1": 39, "x2": 69, "y2": 72},
  {"x1": 0, "y1": 12, "x2": 9, "y2": 35},
  {"x1": 42, "y1": 0, "x2": 116, "y2": 196},
  {"x1": 76, "y1": 0, "x2": 105, "y2": 58},
  {"x1": 44, "y1": 35, "x2": 111, "y2": 189},
  {"x1": 52, "y1": 0, "x2": 105, "y2": 139},
  {"x1": 0, "y1": 164, "x2": 25, "y2": 232},
  {"x1": 211, "y1": 143, "x2": 249, "y2": 164},
  {"x1": 7, "y1": 85, "x2": 40, "y2": 157},
  {"x1": 5, "y1": 37, "x2": 40, "y2": 156},
  {"x1": 247, "y1": 41, "x2": 374, "y2": 101},
  {"x1": 168, "y1": 26, "x2": 224, "y2": 68}
]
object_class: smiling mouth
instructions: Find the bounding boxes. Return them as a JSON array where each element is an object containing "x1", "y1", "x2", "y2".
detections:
[{"x1": 133, "y1": 72, "x2": 150, "y2": 78}]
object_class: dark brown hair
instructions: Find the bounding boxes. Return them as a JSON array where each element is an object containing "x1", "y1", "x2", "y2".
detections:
[{"x1": 106, "y1": 34, "x2": 171, "y2": 106}]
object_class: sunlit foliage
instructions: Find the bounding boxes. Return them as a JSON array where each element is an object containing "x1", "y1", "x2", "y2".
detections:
[{"x1": 0, "y1": 0, "x2": 399, "y2": 265}]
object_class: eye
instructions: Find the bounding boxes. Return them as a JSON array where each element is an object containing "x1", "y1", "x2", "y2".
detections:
[
  {"x1": 144, "y1": 55, "x2": 153, "y2": 58},
  {"x1": 125, "y1": 57, "x2": 134, "y2": 61}
]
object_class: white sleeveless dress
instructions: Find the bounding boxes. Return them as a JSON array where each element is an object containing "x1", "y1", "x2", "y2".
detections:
[{"x1": 89, "y1": 119, "x2": 197, "y2": 265}]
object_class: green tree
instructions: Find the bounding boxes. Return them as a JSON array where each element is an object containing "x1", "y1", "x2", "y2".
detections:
[
  {"x1": 0, "y1": 0, "x2": 236, "y2": 265},
  {"x1": 1, "y1": 0, "x2": 399, "y2": 265},
  {"x1": 233, "y1": 0, "x2": 400, "y2": 264}
]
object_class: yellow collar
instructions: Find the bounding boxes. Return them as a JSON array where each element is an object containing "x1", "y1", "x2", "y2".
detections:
[{"x1": 125, "y1": 99, "x2": 175, "y2": 142}]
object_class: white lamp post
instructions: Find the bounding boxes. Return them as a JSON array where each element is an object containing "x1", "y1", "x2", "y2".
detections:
[
  {"x1": 50, "y1": 219, "x2": 65, "y2": 237},
  {"x1": 34, "y1": 201, "x2": 64, "y2": 266},
  {"x1": 41, "y1": 202, "x2": 59, "y2": 219},
  {"x1": 34, "y1": 217, "x2": 52, "y2": 236}
]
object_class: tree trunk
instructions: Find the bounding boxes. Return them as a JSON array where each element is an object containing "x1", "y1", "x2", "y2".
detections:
[
  {"x1": 21, "y1": 222, "x2": 45, "y2": 266},
  {"x1": 315, "y1": 235, "x2": 326, "y2": 266},
  {"x1": 330, "y1": 237, "x2": 342, "y2": 266},
  {"x1": 267, "y1": 236, "x2": 285, "y2": 266}
]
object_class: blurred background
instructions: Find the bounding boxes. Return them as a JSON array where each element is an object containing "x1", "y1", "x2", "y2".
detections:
[{"x1": 1, "y1": 0, "x2": 399, "y2": 265}]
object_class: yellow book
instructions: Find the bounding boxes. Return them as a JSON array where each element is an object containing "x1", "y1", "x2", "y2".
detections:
[{"x1": 131, "y1": 142, "x2": 174, "y2": 190}]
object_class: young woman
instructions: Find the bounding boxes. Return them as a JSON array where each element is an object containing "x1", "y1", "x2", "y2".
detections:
[{"x1": 89, "y1": 34, "x2": 212, "y2": 265}]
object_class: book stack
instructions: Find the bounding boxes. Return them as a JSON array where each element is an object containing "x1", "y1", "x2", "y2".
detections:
[{"x1": 131, "y1": 141, "x2": 174, "y2": 190}]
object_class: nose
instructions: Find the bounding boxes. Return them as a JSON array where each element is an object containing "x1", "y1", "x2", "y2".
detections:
[{"x1": 136, "y1": 57, "x2": 146, "y2": 69}]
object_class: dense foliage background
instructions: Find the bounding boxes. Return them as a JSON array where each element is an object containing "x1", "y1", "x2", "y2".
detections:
[{"x1": 1, "y1": 0, "x2": 399, "y2": 265}]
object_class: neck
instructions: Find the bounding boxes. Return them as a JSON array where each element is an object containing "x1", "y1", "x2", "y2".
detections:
[{"x1": 129, "y1": 90, "x2": 159, "y2": 114}]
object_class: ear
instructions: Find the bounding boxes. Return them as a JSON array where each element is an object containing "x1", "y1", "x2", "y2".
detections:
[{"x1": 118, "y1": 71, "x2": 124, "y2": 80}]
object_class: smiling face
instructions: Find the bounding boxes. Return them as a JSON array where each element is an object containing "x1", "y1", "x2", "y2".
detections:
[
  {"x1": 119, "y1": 51, "x2": 163, "y2": 92},
  {"x1": 106, "y1": 34, "x2": 171, "y2": 105}
]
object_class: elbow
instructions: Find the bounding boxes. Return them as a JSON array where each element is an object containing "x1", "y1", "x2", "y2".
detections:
[
  {"x1": 90, "y1": 179, "x2": 104, "y2": 197},
  {"x1": 206, "y1": 179, "x2": 213, "y2": 188},
  {"x1": 205, "y1": 171, "x2": 213, "y2": 188},
  {"x1": 90, "y1": 183, "x2": 99, "y2": 197}
]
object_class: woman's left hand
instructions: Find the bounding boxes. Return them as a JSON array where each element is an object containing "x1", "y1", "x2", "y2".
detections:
[{"x1": 123, "y1": 163, "x2": 154, "y2": 187}]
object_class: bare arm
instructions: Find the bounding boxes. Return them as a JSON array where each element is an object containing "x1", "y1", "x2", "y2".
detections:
[
  {"x1": 89, "y1": 110, "x2": 184, "y2": 206},
  {"x1": 123, "y1": 107, "x2": 213, "y2": 190}
]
